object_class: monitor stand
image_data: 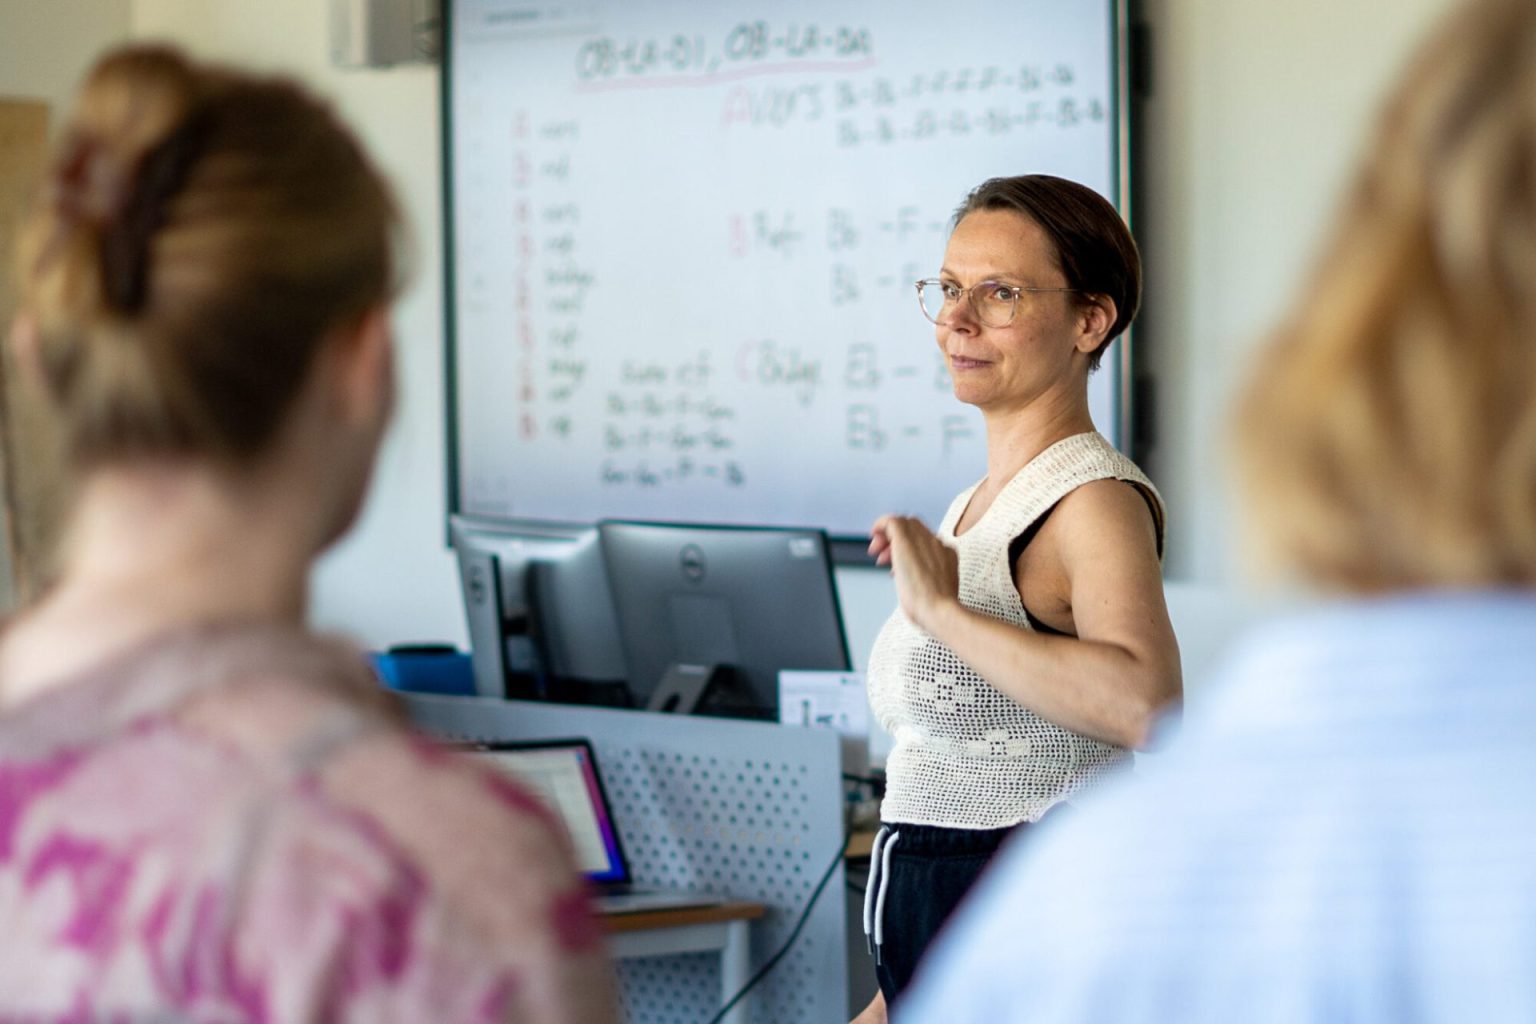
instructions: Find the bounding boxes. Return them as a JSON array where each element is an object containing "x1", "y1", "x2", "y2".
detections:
[
  {"x1": 545, "y1": 676, "x2": 632, "y2": 709},
  {"x1": 646, "y1": 663, "x2": 726, "y2": 714}
]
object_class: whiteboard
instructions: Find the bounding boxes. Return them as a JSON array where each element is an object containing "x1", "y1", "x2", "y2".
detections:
[{"x1": 446, "y1": 0, "x2": 1129, "y2": 540}]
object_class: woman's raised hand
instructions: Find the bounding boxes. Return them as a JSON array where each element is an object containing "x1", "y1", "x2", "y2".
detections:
[{"x1": 869, "y1": 515, "x2": 960, "y2": 634}]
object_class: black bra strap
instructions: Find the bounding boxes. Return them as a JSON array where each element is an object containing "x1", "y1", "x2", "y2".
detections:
[{"x1": 1005, "y1": 482, "x2": 1162, "y2": 637}]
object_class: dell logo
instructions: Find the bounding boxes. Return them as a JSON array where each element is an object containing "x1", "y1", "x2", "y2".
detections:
[
  {"x1": 468, "y1": 564, "x2": 488, "y2": 605},
  {"x1": 679, "y1": 544, "x2": 707, "y2": 583}
]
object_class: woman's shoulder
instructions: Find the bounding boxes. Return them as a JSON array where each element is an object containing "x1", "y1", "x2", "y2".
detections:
[
  {"x1": 1018, "y1": 432, "x2": 1157, "y2": 493},
  {"x1": 1016, "y1": 434, "x2": 1164, "y2": 553},
  {"x1": 164, "y1": 630, "x2": 587, "y2": 915},
  {"x1": 219, "y1": 671, "x2": 618, "y2": 1020},
  {"x1": 160, "y1": 626, "x2": 606, "y2": 954},
  {"x1": 318, "y1": 729, "x2": 582, "y2": 901},
  {"x1": 1046, "y1": 477, "x2": 1164, "y2": 558},
  {"x1": 0, "y1": 619, "x2": 392, "y2": 762},
  {"x1": 978, "y1": 433, "x2": 1162, "y2": 545},
  {"x1": 306, "y1": 728, "x2": 617, "y2": 1019}
]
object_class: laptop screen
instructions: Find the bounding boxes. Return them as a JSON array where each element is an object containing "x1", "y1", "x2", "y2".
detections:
[{"x1": 471, "y1": 740, "x2": 628, "y2": 884}]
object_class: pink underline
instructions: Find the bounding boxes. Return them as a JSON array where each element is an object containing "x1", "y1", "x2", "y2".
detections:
[{"x1": 573, "y1": 57, "x2": 880, "y2": 93}]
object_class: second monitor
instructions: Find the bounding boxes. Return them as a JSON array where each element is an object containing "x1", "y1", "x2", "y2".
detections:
[{"x1": 598, "y1": 521, "x2": 851, "y2": 720}]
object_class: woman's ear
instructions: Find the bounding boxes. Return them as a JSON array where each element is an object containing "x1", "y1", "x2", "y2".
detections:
[
  {"x1": 326, "y1": 306, "x2": 395, "y2": 430},
  {"x1": 1074, "y1": 295, "x2": 1117, "y2": 354},
  {"x1": 8, "y1": 311, "x2": 46, "y2": 393}
]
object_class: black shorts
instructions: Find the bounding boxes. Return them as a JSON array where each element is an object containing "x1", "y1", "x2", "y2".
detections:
[{"x1": 863, "y1": 820, "x2": 1021, "y2": 1007}]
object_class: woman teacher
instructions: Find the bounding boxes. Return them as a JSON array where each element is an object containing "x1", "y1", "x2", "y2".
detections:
[{"x1": 856, "y1": 175, "x2": 1182, "y2": 1020}]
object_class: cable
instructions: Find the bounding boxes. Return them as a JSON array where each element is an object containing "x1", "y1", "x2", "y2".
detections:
[{"x1": 702, "y1": 831, "x2": 849, "y2": 1024}]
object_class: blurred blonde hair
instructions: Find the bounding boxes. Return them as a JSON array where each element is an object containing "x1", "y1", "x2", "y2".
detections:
[
  {"x1": 1234, "y1": 0, "x2": 1536, "y2": 590},
  {"x1": 14, "y1": 45, "x2": 398, "y2": 468}
]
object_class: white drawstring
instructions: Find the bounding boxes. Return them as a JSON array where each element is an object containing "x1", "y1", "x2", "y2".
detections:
[
  {"x1": 862, "y1": 825, "x2": 891, "y2": 954},
  {"x1": 872, "y1": 830, "x2": 900, "y2": 963}
]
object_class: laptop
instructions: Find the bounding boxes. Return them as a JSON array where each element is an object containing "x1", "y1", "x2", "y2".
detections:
[{"x1": 466, "y1": 738, "x2": 722, "y2": 915}]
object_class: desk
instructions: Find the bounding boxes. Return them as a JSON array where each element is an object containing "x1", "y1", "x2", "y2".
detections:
[
  {"x1": 604, "y1": 901, "x2": 766, "y2": 1024},
  {"x1": 404, "y1": 695, "x2": 848, "y2": 1021},
  {"x1": 845, "y1": 828, "x2": 878, "y2": 860}
]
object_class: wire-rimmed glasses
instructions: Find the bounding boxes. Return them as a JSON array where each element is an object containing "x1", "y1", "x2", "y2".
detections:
[{"x1": 915, "y1": 278, "x2": 1079, "y2": 328}]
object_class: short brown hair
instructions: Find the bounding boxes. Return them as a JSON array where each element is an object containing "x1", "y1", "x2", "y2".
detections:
[
  {"x1": 955, "y1": 174, "x2": 1141, "y2": 370},
  {"x1": 1234, "y1": 0, "x2": 1536, "y2": 589},
  {"x1": 15, "y1": 44, "x2": 399, "y2": 467}
]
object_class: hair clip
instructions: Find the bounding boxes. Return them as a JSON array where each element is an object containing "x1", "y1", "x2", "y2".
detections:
[{"x1": 99, "y1": 112, "x2": 212, "y2": 314}]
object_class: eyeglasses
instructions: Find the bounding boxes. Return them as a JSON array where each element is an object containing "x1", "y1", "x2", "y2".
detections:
[{"x1": 915, "y1": 278, "x2": 1079, "y2": 328}]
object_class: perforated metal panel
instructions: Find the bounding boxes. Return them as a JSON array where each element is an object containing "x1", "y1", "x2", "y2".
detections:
[{"x1": 403, "y1": 695, "x2": 849, "y2": 1024}]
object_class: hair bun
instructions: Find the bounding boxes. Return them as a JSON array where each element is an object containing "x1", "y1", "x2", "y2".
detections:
[
  {"x1": 17, "y1": 43, "x2": 397, "y2": 469},
  {"x1": 96, "y1": 109, "x2": 212, "y2": 313}
]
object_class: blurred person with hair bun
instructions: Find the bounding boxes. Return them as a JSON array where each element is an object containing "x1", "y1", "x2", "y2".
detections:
[
  {"x1": 896, "y1": 0, "x2": 1536, "y2": 1020},
  {"x1": 0, "y1": 45, "x2": 615, "y2": 1023}
]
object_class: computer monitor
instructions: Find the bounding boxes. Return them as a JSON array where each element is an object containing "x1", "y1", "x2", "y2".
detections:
[
  {"x1": 597, "y1": 520, "x2": 852, "y2": 720},
  {"x1": 450, "y1": 515, "x2": 626, "y2": 701},
  {"x1": 466, "y1": 739, "x2": 629, "y2": 884}
]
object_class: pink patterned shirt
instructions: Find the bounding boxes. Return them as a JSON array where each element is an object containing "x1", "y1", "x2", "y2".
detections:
[{"x1": 0, "y1": 622, "x2": 616, "y2": 1023}]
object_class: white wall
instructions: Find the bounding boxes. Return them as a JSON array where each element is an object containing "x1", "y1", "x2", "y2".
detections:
[
  {"x1": 4, "y1": 0, "x2": 1463, "y2": 673},
  {"x1": 0, "y1": 0, "x2": 131, "y2": 114},
  {"x1": 1137, "y1": 0, "x2": 1458, "y2": 581}
]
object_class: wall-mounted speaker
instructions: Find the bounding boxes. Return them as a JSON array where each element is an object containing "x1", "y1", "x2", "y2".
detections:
[{"x1": 329, "y1": 0, "x2": 439, "y2": 68}]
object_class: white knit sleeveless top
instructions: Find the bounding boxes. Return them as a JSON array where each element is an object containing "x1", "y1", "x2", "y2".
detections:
[{"x1": 867, "y1": 431, "x2": 1164, "y2": 829}]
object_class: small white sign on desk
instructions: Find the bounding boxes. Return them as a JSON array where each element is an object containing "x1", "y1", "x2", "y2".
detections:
[{"x1": 777, "y1": 670, "x2": 873, "y2": 773}]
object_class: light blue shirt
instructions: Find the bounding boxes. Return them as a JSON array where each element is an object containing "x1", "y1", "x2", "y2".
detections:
[{"x1": 897, "y1": 591, "x2": 1536, "y2": 1023}]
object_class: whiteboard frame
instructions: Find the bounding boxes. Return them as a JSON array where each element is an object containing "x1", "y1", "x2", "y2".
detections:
[{"x1": 441, "y1": 0, "x2": 1137, "y2": 563}]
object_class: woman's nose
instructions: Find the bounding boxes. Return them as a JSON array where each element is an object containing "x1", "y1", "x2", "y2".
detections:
[{"x1": 940, "y1": 293, "x2": 980, "y2": 331}]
